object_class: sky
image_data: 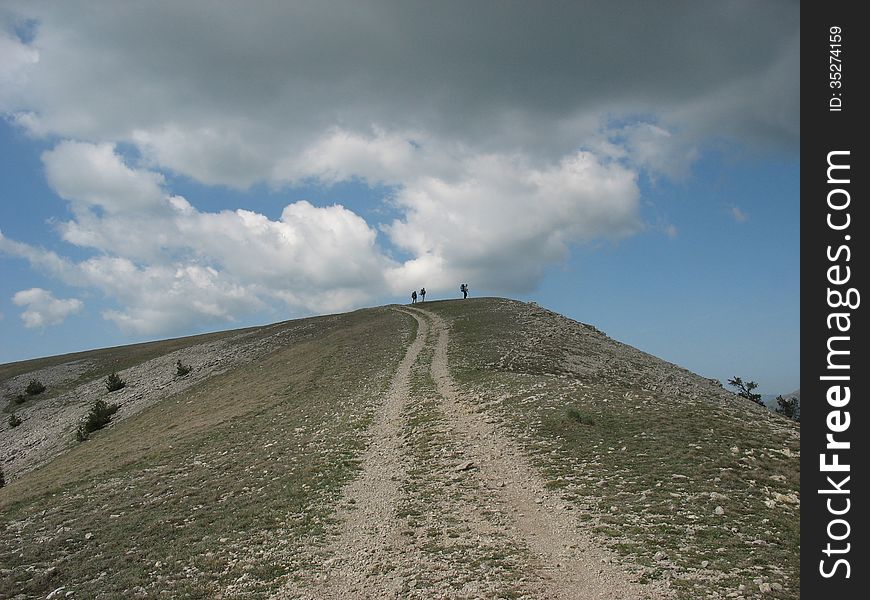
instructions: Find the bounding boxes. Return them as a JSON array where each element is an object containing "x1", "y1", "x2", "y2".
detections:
[{"x1": 0, "y1": 1, "x2": 799, "y2": 394}]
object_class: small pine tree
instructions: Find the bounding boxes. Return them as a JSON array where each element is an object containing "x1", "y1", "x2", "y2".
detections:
[
  {"x1": 776, "y1": 395, "x2": 799, "y2": 421},
  {"x1": 8, "y1": 413, "x2": 22, "y2": 428},
  {"x1": 105, "y1": 372, "x2": 126, "y2": 392},
  {"x1": 176, "y1": 360, "x2": 192, "y2": 377},
  {"x1": 76, "y1": 423, "x2": 90, "y2": 442},
  {"x1": 76, "y1": 398, "x2": 120, "y2": 441},
  {"x1": 25, "y1": 379, "x2": 46, "y2": 395},
  {"x1": 727, "y1": 376, "x2": 763, "y2": 405}
]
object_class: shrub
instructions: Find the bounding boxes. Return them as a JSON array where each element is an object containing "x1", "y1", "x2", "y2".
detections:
[
  {"x1": 776, "y1": 395, "x2": 799, "y2": 421},
  {"x1": 727, "y1": 376, "x2": 763, "y2": 405},
  {"x1": 25, "y1": 379, "x2": 46, "y2": 396},
  {"x1": 0, "y1": 467, "x2": 5, "y2": 488},
  {"x1": 176, "y1": 360, "x2": 192, "y2": 377},
  {"x1": 566, "y1": 408, "x2": 584, "y2": 423},
  {"x1": 76, "y1": 399, "x2": 119, "y2": 441},
  {"x1": 8, "y1": 413, "x2": 22, "y2": 428},
  {"x1": 105, "y1": 372, "x2": 126, "y2": 392},
  {"x1": 14, "y1": 394, "x2": 27, "y2": 405}
]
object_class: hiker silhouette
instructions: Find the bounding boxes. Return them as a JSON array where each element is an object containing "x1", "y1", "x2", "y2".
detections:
[
  {"x1": 460, "y1": 283, "x2": 468, "y2": 299},
  {"x1": 420, "y1": 287, "x2": 426, "y2": 302},
  {"x1": 411, "y1": 290, "x2": 417, "y2": 304}
]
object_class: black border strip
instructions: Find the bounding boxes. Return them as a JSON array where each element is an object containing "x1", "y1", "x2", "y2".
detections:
[{"x1": 802, "y1": 2, "x2": 867, "y2": 596}]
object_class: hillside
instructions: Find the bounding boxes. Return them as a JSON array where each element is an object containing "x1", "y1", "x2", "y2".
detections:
[{"x1": 0, "y1": 298, "x2": 799, "y2": 599}]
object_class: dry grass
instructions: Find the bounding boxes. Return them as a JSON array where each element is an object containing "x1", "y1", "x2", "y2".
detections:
[
  {"x1": 395, "y1": 339, "x2": 532, "y2": 598},
  {"x1": 423, "y1": 298, "x2": 800, "y2": 600},
  {"x1": 1, "y1": 298, "x2": 800, "y2": 599},
  {"x1": 0, "y1": 308, "x2": 413, "y2": 599},
  {"x1": 1, "y1": 326, "x2": 263, "y2": 413}
]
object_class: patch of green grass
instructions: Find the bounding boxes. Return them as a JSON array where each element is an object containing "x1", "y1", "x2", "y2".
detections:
[
  {"x1": 0, "y1": 308, "x2": 414, "y2": 599},
  {"x1": 422, "y1": 298, "x2": 801, "y2": 599},
  {"x1": 393, "y1": 325, "x2": 536, "y2": 598}
]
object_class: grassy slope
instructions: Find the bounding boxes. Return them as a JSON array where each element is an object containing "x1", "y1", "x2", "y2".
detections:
[
  {"x1": 423, "y1": 298, "x2": 800, "y2": 600},
  {"x1": 1, "y1": 298, "x2": 800, "y2": 599},
  {"x1": 2, "y1": 326, "x2": 264, "y2": 413},
  {"x1": 0, "y1": 307, "x2": 414, "y2": 599}
]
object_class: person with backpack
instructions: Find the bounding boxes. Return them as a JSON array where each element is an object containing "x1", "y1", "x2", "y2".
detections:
[
  {"x1": 411, "y1": 290, "x2": 417, "y2": 304},
  {"x1": 420, "y1": 287, "x2": 426, "y2": 302},
  {"x1": 460, "y1": 283, "x2": 468, "y2": 299}
]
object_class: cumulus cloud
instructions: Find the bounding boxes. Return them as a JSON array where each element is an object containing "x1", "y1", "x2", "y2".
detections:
[
  {"x1": 1, "y1": 138, "x2": 647, "y2": 332},
  {"x1": 12, "y1": 288, "x2": 83, "y2": 328},
  {"x1": 0, "y1": 2, "x2": 799, "y2": 336},
  {"x1": 386, "y1": 151, "x2": 641, "y2": 291},
  {"x1": 43, "y1": 141, "x2": 167, "y2": 213},
  {"x1": 2, "y1": 1, "x2": 798, "y2": 187},
  {"x1": 4, "y1": 144, "x2": 396, "y2": 334},
  {"x1": 0, "y1": 26, "x2": 39, "y2": 105}
]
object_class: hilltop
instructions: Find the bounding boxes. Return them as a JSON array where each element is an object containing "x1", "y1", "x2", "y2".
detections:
[{"x1": 0, "y1": 298, "x2": 799, "y2": 599}]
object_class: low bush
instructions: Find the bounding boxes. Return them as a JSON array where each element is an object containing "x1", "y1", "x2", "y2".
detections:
[
  {"x1": 566, "y1": 407, "x2": 584, "y2": 423},
  {"x1": 25, "y1": 379, "x2": 46, "y2": 396},
  {"x1": 105, "y1": 372, "x2": 126, "y2": 392},
  {"x1": 727, "y1": 376, "x2": 763, "y2": 405},
  {"x1": 176, "y1": 360, "x2": 193, "y2": 377},
  {"x1": 76, "y1": 399, "x2": 119, "y2": 441},
  {"x1": 776, "y1": 395, "x2": 799, "y2": 421},
  {"x1": 14, "y1": 394, "x2": 26, "y2": 405},
  {"x1": 0, "y1": 467, "x2": 5, "y2": 488},
  {"x1": 8, "y1": 413, "x2": 22, "y2": 428}
]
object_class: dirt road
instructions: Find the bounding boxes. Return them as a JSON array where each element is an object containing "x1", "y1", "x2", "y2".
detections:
[{"x1": 273, "y1": 307, "x2": 669, "y2": 599}]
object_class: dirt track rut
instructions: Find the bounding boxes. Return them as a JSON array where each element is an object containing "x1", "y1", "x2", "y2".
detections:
[{"x1": 273, "y1": 306, "x2": 669, "y2": 599}]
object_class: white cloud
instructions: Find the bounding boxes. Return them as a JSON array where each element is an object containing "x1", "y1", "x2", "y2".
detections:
[
  {"x1": 273, "y1": 127, "x2": 421, "y2": 186},
  {"x1": 730, "y1": 206, "x2": 749, "y2": 223},
  {"x1": 3, "y1": 139, "x2": 646, "y2": 331},
  {"x1": 4, "y1": 143, "x2": 396, "y2": 334},
  {"x1": 88, "y1": 259, "x2": 264, "y2": 335},
  {"x1": 43, "y1": 141, "x2": 166, "y2": 213},
  {"x1": 12, "y1": 287, "x2": 83, "y2": 328},
  {"x1": 614, "y1": 123, "x2": 699, "y2": 181},
  {"x1": 385, "y1": 151, "x2": 641, "y2": 292},
  {"x1": 2, "y1": 1, "x2": 798, "y2": 187},
  {"x1": 0, "y1": 27, "x2": 39, "y2": 105},
  {"x1": 0, "y1": 2, "x2": 799, "y2": 336}
]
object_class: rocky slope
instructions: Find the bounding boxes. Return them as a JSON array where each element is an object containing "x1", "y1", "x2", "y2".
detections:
[{"x1": 0, "y1": 299, "x2": 799, "y2": 600}]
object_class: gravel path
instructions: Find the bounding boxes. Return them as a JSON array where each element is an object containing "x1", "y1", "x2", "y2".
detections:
[
  {"x1": 417, "y1": 307, "x2": 670, "y2": 600},
  {"x1": 272, "y1": 309, "x2": 428, "y2": 599},
  {"x1": 274, "y1": 307, "x2": 670, "y2": 599}
]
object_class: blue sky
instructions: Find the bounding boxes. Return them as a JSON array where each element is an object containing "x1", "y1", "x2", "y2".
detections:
[{"x1": 0, "y1": 1, "x2": 799, "y2": 394}]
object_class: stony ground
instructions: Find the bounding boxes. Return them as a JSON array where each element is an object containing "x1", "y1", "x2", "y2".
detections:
[
  {"x1": 273, "y1": 307, "x2": 667, "y2": 600},
  {"x1": 0, "y1": 298, "x2": 799, "y2": 599},
  {"x1": 1, "y1": 317, "x2": 340, "y2": 480}
]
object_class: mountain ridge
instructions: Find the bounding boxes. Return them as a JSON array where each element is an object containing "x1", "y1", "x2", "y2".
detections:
[{"x1": 1, "y1": 298, "x2": 799, "y2": 599}]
